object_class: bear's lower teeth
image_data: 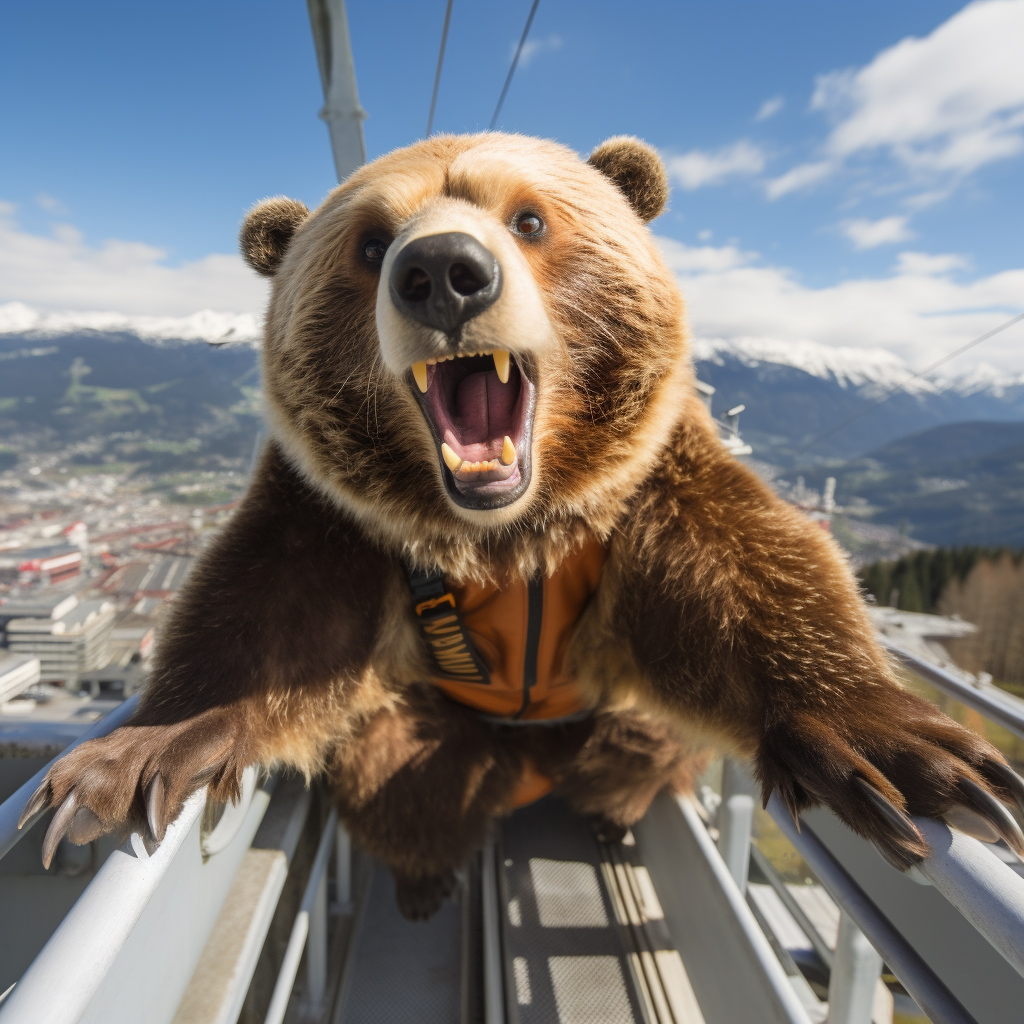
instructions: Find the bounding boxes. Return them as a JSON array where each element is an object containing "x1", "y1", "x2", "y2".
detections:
[{"x1": 441, "y1": 436, "x2": 517, "y2": 475}]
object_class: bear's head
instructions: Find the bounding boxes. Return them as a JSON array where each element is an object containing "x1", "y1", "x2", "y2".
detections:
[{"x1": 241, "y1": 134, "x2": 700, "y2": 574}]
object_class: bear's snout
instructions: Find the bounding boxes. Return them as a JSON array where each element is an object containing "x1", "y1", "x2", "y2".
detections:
[{"x1": 389, "y1": 231, "x2": 503, "y2": 336}]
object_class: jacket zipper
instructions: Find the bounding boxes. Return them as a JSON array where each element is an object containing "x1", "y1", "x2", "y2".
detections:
[{"x1": 515, "y1": 576, "x2": 544, "y2": 718}]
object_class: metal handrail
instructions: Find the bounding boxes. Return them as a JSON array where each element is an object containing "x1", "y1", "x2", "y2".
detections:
[
  {"x1": 264, "y1": 808, "x2": 338, "y2": 1024},
  {"x1": 4, "y1": 641, "x2": 1024, "y2": 1023},
  {"x1": 912, "y1": 816, "x2": 1024, "y2": 978},
  {"x1": 0, "y1": 693, "x2": 140, "y2": 861},
  {"x1": 0, "y1": 764, "x2": 269, "y2": 1024},
  {"x1": 0, "y1": 788, "x2": 208, "y2": 1022},
  {"x1": 882, "y1": 639, "x2": 1024, "y2": 978},
  {"x1": 883, "y1": 639, "x2": 1024, "y2": 745},
  {"x1": 767, "y1": 795, "x2": 979, "y2": 1024}
]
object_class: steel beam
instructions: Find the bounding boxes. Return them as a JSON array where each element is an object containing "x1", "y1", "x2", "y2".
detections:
[{"x1": 307, "y1": 0, "x2": 366, "y2": 182}]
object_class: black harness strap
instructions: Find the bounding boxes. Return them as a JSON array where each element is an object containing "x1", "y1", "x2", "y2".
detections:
[{"x1": 403, "y1": 562, "x2": 491, "y2": 685}]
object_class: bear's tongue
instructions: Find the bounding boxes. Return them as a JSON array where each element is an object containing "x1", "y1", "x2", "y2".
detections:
[{"x1": 448, "y1": 370, "x2": 516, "y2": 460}]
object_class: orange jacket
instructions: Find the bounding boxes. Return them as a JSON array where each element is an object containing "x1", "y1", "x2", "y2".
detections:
[{"x1": 410, "y1": 536, "x2": 608, "y2": 721}]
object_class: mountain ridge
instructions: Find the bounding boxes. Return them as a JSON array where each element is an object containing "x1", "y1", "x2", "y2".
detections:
[
  {"x1": 801, "y1": 420, "x2": 1024, "y2": 547},
  {"x1": 5, "y1": 301, "x2": 1023, "y2": 394},
  {"x1": 2, "y1": 317, "x2": 1023, "y2": 469},
  {"x1": 2, "y1": 325, "x2": 1022, "y2": 545}
]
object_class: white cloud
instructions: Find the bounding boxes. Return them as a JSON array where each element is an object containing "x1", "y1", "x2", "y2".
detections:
[
  {"x1": 841, "y1": 215, "x2": 914, "y2": 249},
  {"x1": 895, "y1": 251, "x2": 968, "y2": 275},
  {"x1": 666, "y1": 141, "x2": 767, "y2": 190},
  {"x1": 659, "y1": 239, "x2": 753, "y2": 273},
  {"x1": 765, "y1": 160, "x2": 834, "y2": 199},
  {"x1": 2, "y1": 202, "x2": 1020, "y2": 376},
  {"x1": 656, "y1": 236, "x2": 1024, "y2": 373},
  {"x1": 755, "y1": 96, "x2": 784, "y2": 122},
  {"x1": 903, "y1": 188, "x2": 953, "y2": 211},
  {"x1": 0, "y1": 203, "x2": 268, "y2": 319},
  {"x1": 34, "y1": 193, "x2": 67, "y2": 214},
  {"x1": 772, "y1": 0, "x2": 1024, "y2": 196},
  {"x1": 515, "y1": 33, "x2": 562, "y2": 69}
]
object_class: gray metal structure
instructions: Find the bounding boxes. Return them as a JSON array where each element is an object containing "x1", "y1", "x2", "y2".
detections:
[
  {"x1": 307, "y1": 0, "x2": 366, "y2": 182},
  {"x1": 4, "y1": 647, "x2": 1024, "y2": 1024},
  {"x1": 883, "y1": 638, "x2": 1024, "y2": 745}
]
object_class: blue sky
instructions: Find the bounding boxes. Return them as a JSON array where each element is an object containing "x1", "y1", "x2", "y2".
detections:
[{"x1": 2, "y1": 1, "x2": 1022, "y2": 371}]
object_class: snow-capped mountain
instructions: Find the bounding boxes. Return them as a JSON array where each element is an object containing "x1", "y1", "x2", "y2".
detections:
[
  {"x1": 2, "y1": 303, "x2": 1023, "y2": 464},
  {"x1": 692, "y1": 335, "x2": 1024, "y2": 396},
  {"x1": 0, "y1": 302, "x2": 261, "y2": 346},
  {"x1": 691, "y1": 336, "x2": 1024, "y2": 462}
]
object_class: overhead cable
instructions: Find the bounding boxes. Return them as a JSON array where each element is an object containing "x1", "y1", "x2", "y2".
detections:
[
  {"x1": 489, "y1": 0, "x2": 540, "y2": 130},
  {"x1": 426, "y1": 0, "x2": 454, "y2": 137},
  {"x1": 797, "y1": 310, "x2": 1024, "y2": 452}
]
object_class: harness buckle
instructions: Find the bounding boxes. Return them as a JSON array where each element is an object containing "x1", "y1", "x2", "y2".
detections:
[{"x1": 415, "y1": 592, "x2": 457, "y2": 616}]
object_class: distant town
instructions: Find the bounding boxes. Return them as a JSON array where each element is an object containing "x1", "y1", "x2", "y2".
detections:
[{"x1": 0, "y1": 436, "x2": 245, "y2": 734}]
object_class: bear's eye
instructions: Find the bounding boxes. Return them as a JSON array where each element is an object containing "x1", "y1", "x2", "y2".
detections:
[
  {"x1": 361, "y1": 238, "x2": 389, "y2": 265},
  {"x1": 513, "y1": 213, "x2": 544, "y2": 238}
]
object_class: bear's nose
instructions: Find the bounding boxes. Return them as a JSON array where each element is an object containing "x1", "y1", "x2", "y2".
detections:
[{"x1": 389, "y1": 232, "x2": 503, "y2": 335}]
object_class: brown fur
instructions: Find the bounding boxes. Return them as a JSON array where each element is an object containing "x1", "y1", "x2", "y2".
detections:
[
  {"x1": 35, "y1": 134, "x2": 1019, "y2": 915},
  {"x1": 240, "y1": 197, "x2": 310, "y2": 277},
  {"x1": 588, "y1": 136, "x2": 669, "y2": 223}
]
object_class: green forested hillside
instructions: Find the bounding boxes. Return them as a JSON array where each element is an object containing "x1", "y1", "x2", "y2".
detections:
[
  {"x1": 805, "y1": 421, "x2": 1024, "y2": 546},
  {"x1": 0, "y1": 332, "x2": 261, "y2": 472},
  {"x1": 860, "y1": 547, "x2": 1024, "y2": 613}
]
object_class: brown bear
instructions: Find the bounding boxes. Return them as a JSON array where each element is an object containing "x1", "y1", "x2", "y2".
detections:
[{"x1": 20, "y1": 133, "x2": 1024, "y2": 921}]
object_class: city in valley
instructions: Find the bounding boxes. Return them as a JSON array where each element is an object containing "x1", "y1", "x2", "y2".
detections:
[{"x1": 0, "y1": 435, "x2": 246, "y2": 739}]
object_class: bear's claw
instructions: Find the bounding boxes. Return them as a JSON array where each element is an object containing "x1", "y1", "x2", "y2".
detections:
[
  {"x1": 39, "y1": 795, "x2": 107, "y2": 869},
  {"x1": 983, "y1": 760, "x2": 1024, "y2": 820},
  {"x1": 146, "y1": 774, "x2": 167, "y2": 843},
  {"x1": 757, "y1": 697, "x2": 1024, "y2": 872},
  {"x1": 18, "y1": 712, "x2": 244, "y2": 868},
  {"x1": 853, "y1": 776, "x2": 923, "y2": 848},
  {"x1": 42, "y1": 793, "x2": 79, "y2": 870},
  {"x1": 955, "y1": 776, "x2": 1024, "y2": 856},
  {"x1": 18, "y1": 778, "x2": 53, "y2": 832}
]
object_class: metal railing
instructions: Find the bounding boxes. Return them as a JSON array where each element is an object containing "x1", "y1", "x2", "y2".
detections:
[
  {"x1": 0, "y1": 703, "x2": 349, "y2": 1024},
  {"x1": 716, "y1": 769, "x2": 1024, "y2": 1023},
  {"x1": 883, "y1": 639, "x2": 1024, "y2": 745},
  {"x1": 263, "y1": 808, "x2": 338, "y2": 1024},
  {"x1": 711, "y1": 642, "x2": 1024, "y2": 1024},
  {"x1": 635, "y1": 790, "x2": 814, "y2": 1023},
  {"x1": 5, "y1": 642, "x2": 1024, "y2": 1023},
  {"x1": 0, "y1": 692, "x2": 139, "y2": 861},
  {"x1": 766, "y1": 792, "x2": 977, "y2": 1024}
]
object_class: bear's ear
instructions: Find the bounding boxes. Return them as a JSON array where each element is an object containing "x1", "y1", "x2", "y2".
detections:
[
  {"x1": 239, "y1": 197, "x2": 310, "y2": 277},
  {"x1": 588, "y1": 137, "x2": 668, "y2": 223}
]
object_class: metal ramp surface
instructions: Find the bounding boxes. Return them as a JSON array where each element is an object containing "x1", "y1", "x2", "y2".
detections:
[
  {"x1": 332, "y1": 796, "x2": 704, "y2": 1023},
  {"x1": 335, "y1": 860, "x2": 463, "y2": 1023},
  {"x1": 498, "y1": 798, "x2": 647, "y2": 1023}
]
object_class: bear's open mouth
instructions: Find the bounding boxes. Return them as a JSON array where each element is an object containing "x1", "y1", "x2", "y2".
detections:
[{"x1": 409, "y1": 350, "x2": 536, "y2": 510}]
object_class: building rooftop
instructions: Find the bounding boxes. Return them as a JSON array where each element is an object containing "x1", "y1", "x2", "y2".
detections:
[
  {"x1": 0, "y1": 654, "x2": 41, "y2": 704},
  {"x1": 0, "y1": 590, "x2": 81, "y2": 621},
  {"x1": 5, "y1": 599, "x2": 115, "y2": 637}
]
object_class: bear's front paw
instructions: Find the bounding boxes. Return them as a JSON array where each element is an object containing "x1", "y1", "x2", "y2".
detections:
[
  {"x1": 757, "y1": 692, "x2": 1024, "y2": 871},
  {"x1": 18, "y1": 710, "x2": 244, "y2": 868},
  {"x1": 394, "y1": 870, "x2": 458, "y2": 921}
]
